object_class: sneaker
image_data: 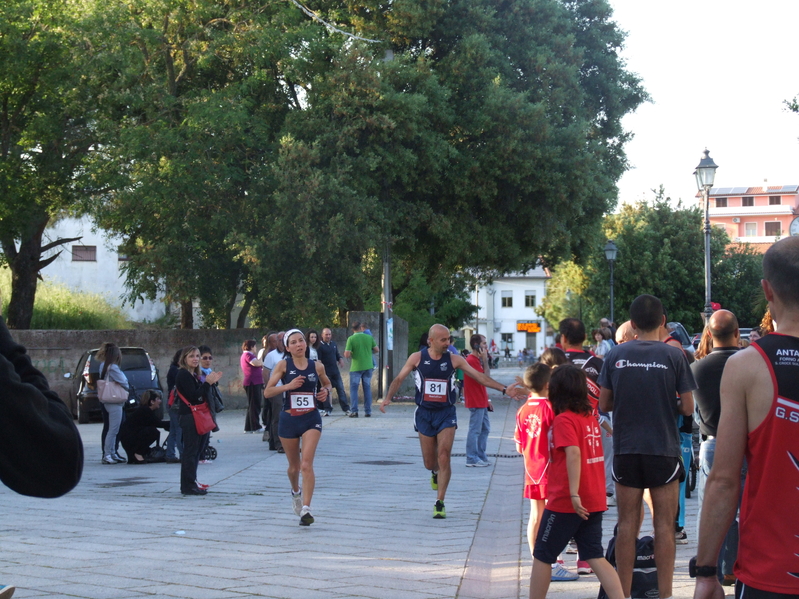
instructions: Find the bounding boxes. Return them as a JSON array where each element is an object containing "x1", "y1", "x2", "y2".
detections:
[
  {"x1": 349, "y1": 412, "x2": 359, "y2": 418},
  {"x1": 166, "y1": 457, "x2": 181, "y2": 463},
  {"x1": 475, "y1": 461, "x2": 491, "y2": 467},
  {"x1": 430, "y1": 471, "x2": 438, "y2": 490},
  {"x1": 606, "y1": 493, "x2": 616, "y2": 506},
  {"x1": 299, "y1": 506, "x2": 314, "y2": 526},
  {"x1": 433, "y1": 500, "x2": 446, "y2": 519},
  {"x1": 466, "y1": 462, "x2": 479, "y2": 467},
  {"x1": 102, "y1": 455, "x2": 118, "y2": 464},
  {"x1": 577, "y1": 560, "x2": 593, "y2": 575},
  {"x1": 675, "y1": 529, "x2": 688, "y2": 544},
  {"x1": 198, "y1": 459, "x2": 212, "y2": 465},
  {"x1": 551, "y1": 563, "x2": 579, "y2": 582},
  {"x1": 566, "y1": 540, "x2": 578, "y2": 554},
  {"x1": 262, "y1": 429, "x2": 270, "y2": 442},
  {"x1": 196, "y1": 482, "x2": 209, "y2": 490},
  {"x1": 255, "y1": 427, "x2": 265, "y2": 433},
  {"x1": 292, "y1": 490, "x2": 302, "y2": 516},
  {"x1": 0, "y1": 584, "x2": 15, "y2": 598},
  {"x1": 113, "y1": 453, "x2": 126, "y2": 463},
  {"x1": 345, "y1": 411, "x2": 352, "y2": 416},
  {"x1": 325, "y1": 410, "x2": 332, "y2": 416}
]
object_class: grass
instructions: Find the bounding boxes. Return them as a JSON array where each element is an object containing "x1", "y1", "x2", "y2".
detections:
[{"x1": 1, "y1": 269, "x2": 132, "y2": 329}]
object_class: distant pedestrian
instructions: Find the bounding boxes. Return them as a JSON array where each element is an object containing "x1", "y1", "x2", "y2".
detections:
[
  {"x1": 98, "y1": 343, "x2": 129, "y2": 465},
  {"x1": 317, "y1": 327, "x2": 350, "y2": 414},
  {"x1": 165, "y1": 348, "x2": 183, "y2": 463},
  {"x1": 240, "y1": 339, "x2": 264, "y2": 433},
  {"x1": 306, "y1": 329, "x2": 332, "y2": 416},
  {"x1": 464, "y1": 335, "x2": 492, "y2": 467},
  {"x1": 344, "y1": 321, "x2": 378, "y2": 417},
  {"x1": 263, "y1": 331, "x2": 286, "y2": 452}
]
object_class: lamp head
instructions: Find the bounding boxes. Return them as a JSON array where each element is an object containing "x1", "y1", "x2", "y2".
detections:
[
  {"x1": 694, "y1": 148, "x2": 718, "y2": 190},
  {"x1": 604, "y1": 239, "x2": 618, "y2": 262}
]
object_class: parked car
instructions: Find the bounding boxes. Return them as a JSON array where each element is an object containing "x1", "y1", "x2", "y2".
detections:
[
  {"x1": 65, "y1": 347, "x2": 163, "y2": 423},
  {"x1": 691, "y1": 333, "x2": 702, "y2": 350},
  {"x1": 667, "y1": 322, "x2": 695, "y2": 355}
]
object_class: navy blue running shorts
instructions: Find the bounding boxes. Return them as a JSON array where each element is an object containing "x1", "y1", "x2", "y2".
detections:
[
  {"x1": 414, "y1": 404, "x2": 457, "y2": 437},
  {"x1": 278, "y1": 410, "x2": 322, "y2": 439},
  {"x1": 533, "y1": 509, "x2": 605, "y2": 564}
]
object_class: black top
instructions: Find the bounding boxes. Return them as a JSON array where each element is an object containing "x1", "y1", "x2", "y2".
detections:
[
  {"x1": 118, "y1": 404, "x2": 169, "y2": 441},
  {"x1": 690, "y1": 346, "x2": 738, "y2": 437},
  {"x1": 316, "y1": 341, "x2": 342, "y2": 375},
  {"x1": 0, "y1": 317, "x2": 84, "y2": 497},
  {"x1": 752, "y1": 333, "x2": 799, "y2": 403},
  {"x1": 413, "y1": 348, "x2": 457, "y2": 409},
  {"x1": 175, "y1": 368, "x2": 210, "y2": 416}
]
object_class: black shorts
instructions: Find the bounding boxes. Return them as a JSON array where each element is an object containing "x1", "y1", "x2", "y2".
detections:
[
  {"x1": 612, "y1": 454, "x2": 684, "y2": 489},
  {"x1": 533, "y1": 509, "x2": 605, "y2": 564},
  {"x1": 736, "y1": 581, "x2": 799, "y2": 599},
  {"x1": 278, "y1": 410, "x2": 322, "y2": 439},
  {"x1": 414, "y1": 404, "x2": 457, "y2": 437}
]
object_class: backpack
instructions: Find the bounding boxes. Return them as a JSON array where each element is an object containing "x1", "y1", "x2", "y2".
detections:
[{"x1": 598, "y1": 531, "x2": 658, "y2": 599}]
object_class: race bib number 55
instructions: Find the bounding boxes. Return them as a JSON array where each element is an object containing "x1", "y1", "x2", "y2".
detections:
[
  {"x1": 423, "y1": 379, "x2": 449, "y2": 403},
  {"x1": 290, "y1": 392, "x2": 315, "y2": 416}
]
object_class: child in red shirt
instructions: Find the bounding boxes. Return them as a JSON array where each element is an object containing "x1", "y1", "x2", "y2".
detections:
[
  {"x1": 515, "y1": 363, "x2": 554, "y2": 556},
  {"x1": 529, "y1": 364, "x2": 623, "y2": 599}
]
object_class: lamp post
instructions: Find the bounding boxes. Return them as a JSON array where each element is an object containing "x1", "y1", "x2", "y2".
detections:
[
  {"x1": 694, "y1": 148, "x2": 719, "y2": 324},
  {"x1": 604, "y1": 240, "x2": 618, "y2": 325}
]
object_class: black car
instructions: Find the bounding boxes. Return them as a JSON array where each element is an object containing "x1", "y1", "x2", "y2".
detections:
[{"x1": 65, "y1": 347, "x2": 163, "y2": 423}]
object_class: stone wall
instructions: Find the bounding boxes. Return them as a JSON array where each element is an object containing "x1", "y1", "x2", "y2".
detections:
[{"x1": 13, "y1": 313, "x2": 410, "y2": 417}]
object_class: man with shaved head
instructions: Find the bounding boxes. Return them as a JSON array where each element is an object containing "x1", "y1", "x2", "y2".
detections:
[
  {"x1": 690, "y1": 309, "x2": 740, "y2": 583},
  {"x1": 693, "y1": 237, "x2": 799, "y2": 599},
  {"x1": 615, "y1": 321, "x2": 635, "y2": 344},
  {"x1": 381, "y1": 323, "x2": 522, "y2": 518}
]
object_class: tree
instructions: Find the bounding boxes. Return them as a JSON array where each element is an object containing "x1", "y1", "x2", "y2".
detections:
[
  {"x1": 0, "y1": 0, "x2": 92, "y2": 328},
  {"x1": 536, "y1": 261, "x2": 588, "y2": 329}
]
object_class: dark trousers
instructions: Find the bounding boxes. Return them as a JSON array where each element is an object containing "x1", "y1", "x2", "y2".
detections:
[
  {"x1": 121, "y1": 428, "x2": 160, "y2": 463},
  {"x1": 269, "y1": 395, "x2": 283, "y2": 451},
  {"x1": 328, "y1": 371, "x2": 350, "y2": 412},
  {"x1": 244, "y1": 384, "x2": 263, "y2": 431},
  {"x1": 179, "y1": 414, "x2": 208, "y2": 493}
]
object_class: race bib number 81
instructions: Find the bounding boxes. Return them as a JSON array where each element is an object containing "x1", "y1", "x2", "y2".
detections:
[
  {"x1": 423, "y1": 379, "x2": 449, "y2": 403},
  {"x1": 290, "y1": 392, "x2": 315, "y2": 416}
]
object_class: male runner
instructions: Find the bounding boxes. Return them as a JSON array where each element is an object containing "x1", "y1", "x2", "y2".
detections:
[
  {"x1": 380, "y1": 324, "x2": 523, "y2": 518},
  {"x1": 693, "y1": 237, "x2": 799, "y2": 599}
]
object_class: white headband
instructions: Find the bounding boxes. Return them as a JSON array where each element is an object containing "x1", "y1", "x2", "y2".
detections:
[{"x1": 284, "y1": 328, "x2": 303, "y2": 348}]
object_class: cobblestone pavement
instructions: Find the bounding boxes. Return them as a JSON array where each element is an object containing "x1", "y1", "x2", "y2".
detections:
[{"x1": 0, "y1": 369, "x2": 703, "y2": 598}]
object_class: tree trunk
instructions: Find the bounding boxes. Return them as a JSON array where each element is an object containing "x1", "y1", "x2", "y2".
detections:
[
  {"x1": 3, "y1": 215, "x2": 49, "y2": 329},
  {"x1": 180, "y1": 300, "x2": 193, "y2": 329},
  {"x1": 236, "y1": 290, "x2": 254, "y2": 329}
]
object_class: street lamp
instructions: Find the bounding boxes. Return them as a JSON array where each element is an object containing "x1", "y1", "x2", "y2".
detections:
[
  {"x1": 694, "y1": 148, "x2": 719, "y2": 323},
  {"x1": 604, "y1": 240, "x2": 618, "y2": 325}
]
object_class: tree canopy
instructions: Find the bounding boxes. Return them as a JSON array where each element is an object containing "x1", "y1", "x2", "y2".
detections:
[{"x1": 2, "y1": 0, "x2": 646, "y2": 328}]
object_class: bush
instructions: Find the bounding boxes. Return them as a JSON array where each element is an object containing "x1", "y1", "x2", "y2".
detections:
[{"x1": 0, "y1": 270, "x2": 131, "y2": 329}]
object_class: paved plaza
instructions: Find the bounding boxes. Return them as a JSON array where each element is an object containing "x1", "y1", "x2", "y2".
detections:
[{"x1": 0, "y1": 369, "x2": 701, "y2": 598}]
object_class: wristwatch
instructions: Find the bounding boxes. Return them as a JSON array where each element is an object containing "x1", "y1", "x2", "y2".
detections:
[{"x1": 689, "y1": 556, "x2": 717, "y2": 578}]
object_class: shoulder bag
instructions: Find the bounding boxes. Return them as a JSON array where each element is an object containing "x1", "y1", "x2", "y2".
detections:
[
  {"x1": 177, "y1": 388, "x2": 215, "y2": 435},
  {"x1": 97, "y1": 378, "x2": 128, "y2": 404}
]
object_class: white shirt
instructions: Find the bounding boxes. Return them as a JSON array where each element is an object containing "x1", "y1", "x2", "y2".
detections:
[{"x1": 264, "y1": 348, "x2": 284, "y2": 387}]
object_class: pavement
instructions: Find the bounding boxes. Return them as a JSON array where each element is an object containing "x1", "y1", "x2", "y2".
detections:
[{"x1": 0, "y1": 369, "x2": 703, "y2": 598}]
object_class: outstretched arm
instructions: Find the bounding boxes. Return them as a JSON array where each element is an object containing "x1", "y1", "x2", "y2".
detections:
[
  {"x1": 451, "y1": 353, "x2": 523, "y2": 399},
  {"x1": 380, "y1": 352, "x2": 421, "y2": 412}
]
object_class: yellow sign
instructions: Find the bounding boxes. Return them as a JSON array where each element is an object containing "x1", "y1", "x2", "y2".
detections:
[{"x1": 517, "y1": 321, "x2": 541, "y2": 333}]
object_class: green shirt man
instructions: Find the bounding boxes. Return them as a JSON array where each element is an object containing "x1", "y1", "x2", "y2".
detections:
[{"x1": 345, "y1": 324, "x2": 378, "y2": 372}]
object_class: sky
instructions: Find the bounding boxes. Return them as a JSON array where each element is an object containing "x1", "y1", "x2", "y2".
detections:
[{"x1": 608, "y1": 1, "x2": 799, "y2": 208}]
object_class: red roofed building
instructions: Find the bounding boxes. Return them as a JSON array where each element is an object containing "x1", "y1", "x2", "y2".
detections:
[{"x1": 700, "y1": 185, "x2": 799, "y2": 252}]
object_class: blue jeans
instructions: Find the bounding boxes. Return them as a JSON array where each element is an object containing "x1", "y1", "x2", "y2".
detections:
[
  {"x1": 349, "y1": 369, "x2": 373, "y2": 415},
  {"x1": 466, "y1": 408, "x2": 490, "y2": 464},
  {"x1": 166, "y1": 408, "x2": 183, "y2": 459},
  {"x1": 697, "y1": 438, "x2": 742, "y2": 581},
  {"x1": 328, "y1": 371, "x2": 350, "y2": 412}
]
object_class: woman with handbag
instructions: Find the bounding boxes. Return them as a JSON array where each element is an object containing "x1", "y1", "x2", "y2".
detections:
[
  {"x1": 240, "y1": 339, "x2": 264, "y2": 433},
  {"x1": 264, "y1": 329, "x2": 332, "y2": 525},
  {"x1": 175, "y1": 346, "x2": 222, "y2": 496},
  {"x1": 98, "y1": 343, "x2": 130, "y2": 464}
]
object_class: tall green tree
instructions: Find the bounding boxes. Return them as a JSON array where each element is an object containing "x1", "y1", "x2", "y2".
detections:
[{"x1": 0, "y1": 0, "x2": 92, "y2": 328}]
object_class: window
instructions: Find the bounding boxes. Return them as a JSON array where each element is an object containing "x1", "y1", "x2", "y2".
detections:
[
  {"x1": 117, "y1": 248, "x2": 129, "y2": 261},
  {"x1": 742, "y1": 197, "x2": 754, "y2": 207},
  {"x1": 524, "y1": 291, "x2": 536, "y2": 307},
  {"x1": 501, "y1": 290, "x2": 513, "y2": 308},
  {"x1": 765, "y1": 222, "x2": 781, "y2": 236},
  {"x1": 501, "y1": 333, "x2": 514, "y2": 350},
  {"x1": 744, "y1": 223, "x2": 757, "y2": 236},
  {"x1": 769, "y1": 196, "x2": 781, "y2": 205},
  {"x1": 71, "y1": 245, "x2": 96, "y2": 262},
  {"x1": 715, "y1": 197, "x2": 727, "y2": 208}
]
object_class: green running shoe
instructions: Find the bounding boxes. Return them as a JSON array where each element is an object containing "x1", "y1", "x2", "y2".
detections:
[{"x1": 433, "y1": 500, "x2": 446, "y2": 519}]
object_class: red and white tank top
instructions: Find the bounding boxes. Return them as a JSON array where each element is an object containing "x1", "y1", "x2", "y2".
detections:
[{"x1": 737, "y1": 333, "x2": 799, "y2": 593}]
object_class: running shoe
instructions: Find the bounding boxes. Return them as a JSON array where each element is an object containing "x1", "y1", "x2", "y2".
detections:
[
  {"x1": 292, "y1": 490, "x2": 302, "y2": 516},
  {"x1": 475, "y1": 461, "x2": 491, "y2": 467},
  {"x1": 433, "y1": 500, "x2": 446, "y2": 519},
  {"x1": 0, "y1": 583, "x2": 15, "y2": 598},
  {"x1": 606, "y1": 493, "x2": 616, "y2": 506},
  {"x1": 577, "y1": 560, "x2": 593, "y2": 575},
  {"x1": 196, "y1": 482, "x2": 209, "y2": 490},
  {"x1": 102, "y1": 455, "x2": 118, "y2": 464},
  {"x1": 430, "y1": 471, "x2": 438, "y2": 490},
  {"x1": 675, "y1": 529, "x2": 688, "y2": 544},
  {"x1": 551, "y1": 563, "x2": 578, "y2": 582},
  {"x1": 299, "y1": 506, "x2": 314, "y2": 526}
]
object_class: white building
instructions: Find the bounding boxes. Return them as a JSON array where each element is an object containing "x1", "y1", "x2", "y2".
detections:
[
  {"x1": 462, "y1": 267, "x2": 553, "y2": 357},
  {"x1": 42, "y1": 216, "x2": 166, "y2": 322}
]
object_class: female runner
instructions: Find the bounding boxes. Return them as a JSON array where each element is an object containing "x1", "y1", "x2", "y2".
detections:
[{"x1": 264, "y1": 329, "x2": 331, "y2": 525}]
